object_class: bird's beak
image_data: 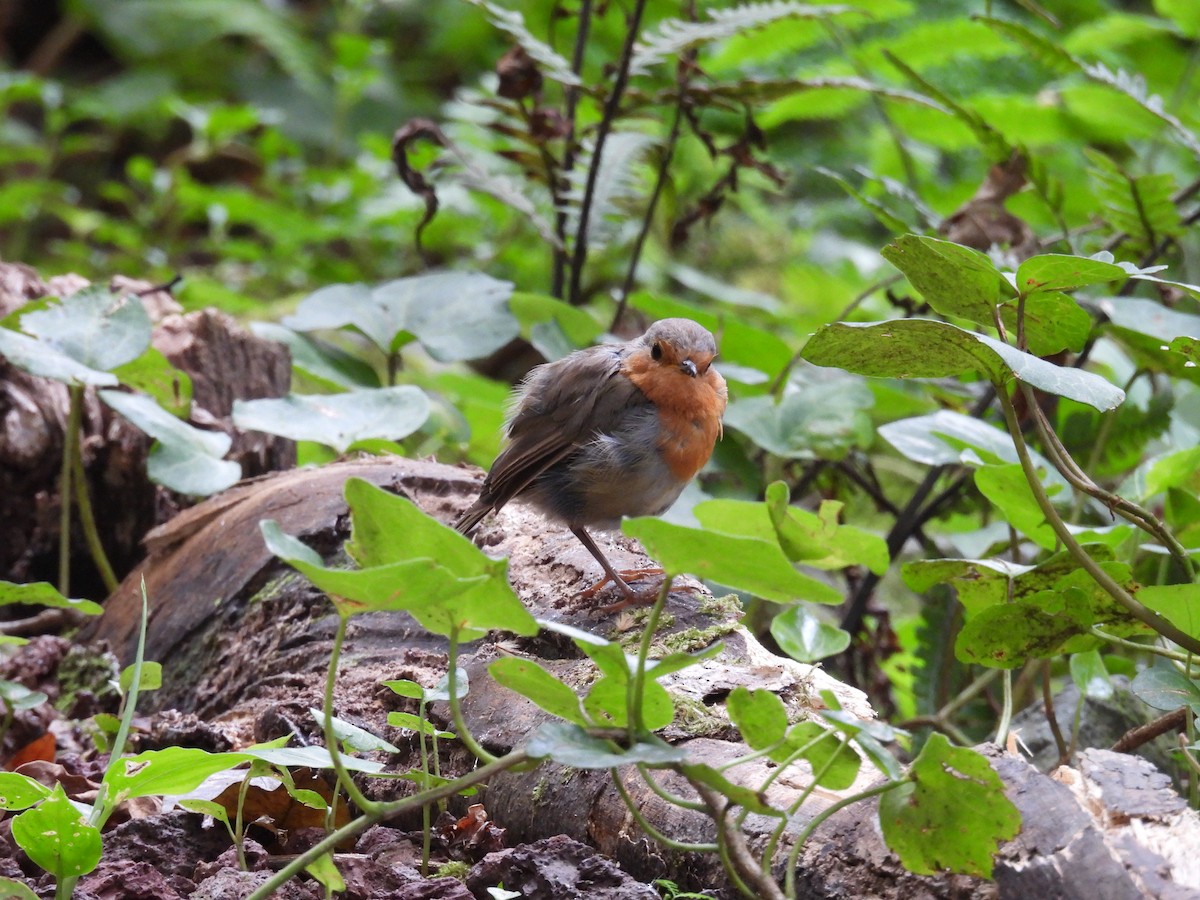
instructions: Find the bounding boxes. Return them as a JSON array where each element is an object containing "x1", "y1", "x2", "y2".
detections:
[{"x1": 679, "y1": 359, "x2": 698, "y2": 378}]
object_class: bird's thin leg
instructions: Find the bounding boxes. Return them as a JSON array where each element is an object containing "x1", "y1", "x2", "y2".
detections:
[{"x1": 569, "y1": 527, "x2": 667, "y2": 604}]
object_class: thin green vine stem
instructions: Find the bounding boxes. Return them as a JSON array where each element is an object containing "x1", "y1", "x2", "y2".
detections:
[
  {"x1": 760, "y1": 737, "x2": 851, "y2": 880},
  {"x1": 71, "y1": 443, "x2": 118, "y2": 593},
  {"x1": 447, "y1": 624, "x2": 496, "y2": 764},
  {"x1": 244, "y1": 749, "x2": 530, "y2": 900},
  {"x1": 1019, "y1": 382, "x2": 1195, "y2": 581},
  {"x1": 58, "y1": 384, "x2": 83, "y2": 595},
  {"x1": 635, "y1": 762, "x2": 707, "y2": 812},
  {"x1": 322, "y1": 614, "x2": 378, "y2": 814},
  {"x1": 628, "y1": 577, "x2": 672, "y2": 738},
  {"x1": 688, "y1": 777, "x2": 785, "y2": 900},
  {"x1": 1091, "y1": 627, "x2": 1193, "y2": 663},
  {"x1": 995, "y1": 669, "x2": 1014, "y2": 747},
  {"x1": 996, "y1": 386, "x2": 1200, "y2": 655},
  {"x1": 611, "y1": 768, "x2": 717, "y2": 852},
  {"x1": 782, "y1": 778, "x2": 909, "y2": 899}
]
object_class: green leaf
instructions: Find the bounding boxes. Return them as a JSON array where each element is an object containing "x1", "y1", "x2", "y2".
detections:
[
  {"x1": 285, "y1": 274, "x2": 517, "y2": 362},
  {"x1": 631, "y1": 3, "x2": 854, "y2": 74},
  {"x1": 998, "y1": 291, "x2": 1092, "y2": 356},
  {"x1": 879, "y1": 410, "x2": 1068, "y2": 491},
  {"x1": 1136, "y1": 584, "x2": 1200, "y2": 640},
  {"x1": 879, "y1": 734, "x2": 1019, "y2": 877},
  {"x1": 21, "y1": 287, "x2": 151, "y2": 372},
  {"x1": 974, "y1": 464, "x2": 1061, "y2": 550},
  {"x1": 955, "y1": 595, "x2": 1093, "y2": 668},
  {"x1": 623, "y1": 517, "x2": 842, "y2": 604},
  {"x1": 250, "y1": 322, "x2": 380, "y2": 391},
  {"x1": 805, "y1": 319, "x2": 1125, "y2": 411},
  {"x1": 0, "y1": 327, "x2": 118, "y2": 386},
  {"x1": 0, "y1": 773, "x2": 53, "y2": 810},
  {"x1": 232, "y1": 387, "x2": 431, "y2": 454},
  {"x1": 1132, "y1": 665, "x2": 1200, "y2": 713},
  {"x1": 99, "y1": 389, "x2": 240, "y2": 495},
  {"x1": 341, "y1": 479, "x2": 537, "y2": 637},
  {"x1": 1015, "y1": 254, "x2": 1126, "y2": 294},
  {"x1": 508, "y1": 293, "x2": 603, "y2": 361},
  {"x1": 881, "y1": 234, "x2": 1008, "y2": 326},
  {"x1": 764, "y1": 483, "x2": 889, "y2": 574},
  {"x1": 1143, "y1": 446, "x2": 1200, "y2": 499},
  {"x1": 309, "y1": 708, "x2": 400, "y2": 753},
  {"x1": 903, "y1": 558, "x2": 1034, "y2": 615},
  {"x1": 260, "y1": 520, "x2": 490, "y2": 630},
  {"x1": 0, "y1": 680, "x2": 49, "y2": 711},
  {"x1": 724, "y1": 374, "x2": 874, "y2": 460},
  {"x1": 304, "y1": 853, "x2": 345, "y2": 895},
  {"x1": 726, "y1": 687, "x2": 788, "y2": 750},
  {"x1": 770, "y1": 605, "x2": 851, "y2": 663},
  {"x1": 105, "y1": 747, "x2": 250, "y2": 801},
  {"x1": 179, "y1": 799, "x2": 230, "y2": 827},
  {"x1": 386, "y1": 711, "x2": 454, "y2": 739},
  {"x1": 10, "y1": 784, "x2": 102, "y2": 880},
  {"x1": 0, "y1": 877, "x2": 38, "y2": 899},
  {"x1": 111, "y1": 347, "x2": 193, "y2": 416},
  {"x1": 525, "y1": 722, "x2": 686, "y2": 769},
  {"x1": 677, "y1": 762, "x2": 782, "y2": 817},
  {"x1": 1069, "y1": 650, "x2": 1113, "y2": 700},
  {"x1": 489, "y1": 658, "x2": 587, "y2": 726},
  {"x1": 381, "y1": 679, "x2": 426, "y2": 702},
  {"x1": 118, "y1": 661, "x2": 161, "y2": 693},
  {"x1": 780, "y1": 723, "x2": 859, "y2": 788},
  {"x1": 0, "y1": 581, "x2": 102, "y2": 615}
]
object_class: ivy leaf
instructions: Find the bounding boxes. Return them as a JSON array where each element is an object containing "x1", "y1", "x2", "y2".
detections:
[
  {"x1": 879, "y1": 734, "x2": 1019, "y2": 877},
  {"x1": 802, "y1": 319, "x2": 1125, "y2": 411},
  {"x1": 973, "y1": 464, "x2": 1061, "y2": 550},
  {"x1": 1136, "y1": 584, "x2": 1200, "y2": 640},
  {"x1": 232, "y1": 387, "x2": 431, "y2": 454}
]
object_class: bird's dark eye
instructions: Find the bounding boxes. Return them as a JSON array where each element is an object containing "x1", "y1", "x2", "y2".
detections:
[{"x1": 651, "y1": 342, "x2": 663, "y2": 361}]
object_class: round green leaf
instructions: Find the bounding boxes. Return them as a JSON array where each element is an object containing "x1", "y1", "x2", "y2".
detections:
[
  {"x1": 232, "y1": 387, "x2": 431, "y2": 454},
  {"x1": 1015, "y1": 253, "x2": 1126, "y2": 294},
  {"x1": 726, "y1": 686, "x2": 788, "y2": 749},
  {"x1": 882, "y1": 234, "x2": 1009, "y2": 326},
  {"x1": 770, "y1": 605, "x2": 851, "y2": 663},
  {"x1": 0, "y1": 327, "x2": 118, "y2": 386},
  {"x1": 21, "y1": 287, "x2": 152, "y2": 372}
]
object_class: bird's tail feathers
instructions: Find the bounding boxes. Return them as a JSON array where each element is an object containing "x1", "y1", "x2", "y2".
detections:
[{"x1": 453, "y1": 502, "x2": 492, "y2": 535}]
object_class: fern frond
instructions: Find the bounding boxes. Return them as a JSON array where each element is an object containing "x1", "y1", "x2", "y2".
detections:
[
  {"x1": 1081, "y1": 62, "x2": 1200, "y2": 160},
  {"x1": 1084, "y1": 150, "x2": 1183, "y2": 252},
  {"x1": 562, "y1": 132, "x2": 655, "y2": 251},
  {"x1": 631, "y1": 2, "x2": 853, "y2": 75},
  {"x1": 463, "y1": 0, "x2": 582, "y2": 87}
]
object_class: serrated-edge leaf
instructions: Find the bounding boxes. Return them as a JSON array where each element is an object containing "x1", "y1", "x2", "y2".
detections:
[
  {"x1": 463, "y1": 0, "x2": 581, "y2": 85},
  {"x1": 631, "y1": 3, "x2": 854, "y2": 75}
]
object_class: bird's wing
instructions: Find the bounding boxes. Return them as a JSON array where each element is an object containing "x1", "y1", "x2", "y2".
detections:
[{"x1": 477, "y1": 344, "x2": 646, "y2": 510}]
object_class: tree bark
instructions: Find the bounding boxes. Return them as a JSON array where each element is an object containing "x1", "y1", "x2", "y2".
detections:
[{"x1": 0, "y1": 262, "x2": 294, "y2": 595}]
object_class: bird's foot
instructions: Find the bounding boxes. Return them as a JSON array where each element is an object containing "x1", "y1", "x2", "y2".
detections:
[{"x1": 574, "y1": 567, "x2": 663, "y2": 603}]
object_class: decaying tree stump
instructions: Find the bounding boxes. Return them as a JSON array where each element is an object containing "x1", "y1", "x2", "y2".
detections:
[
  {"x1": 0, "y1": 262, "x2": 294, "y2": 595},
  {"x1": 81, "y1": 456, "x2": 1200, "y2": 899}
]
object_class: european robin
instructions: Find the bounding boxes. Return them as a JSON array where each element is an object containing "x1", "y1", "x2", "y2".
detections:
[{"x1": 455, "y1": 318, "x2": 728, "y2": 603}]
